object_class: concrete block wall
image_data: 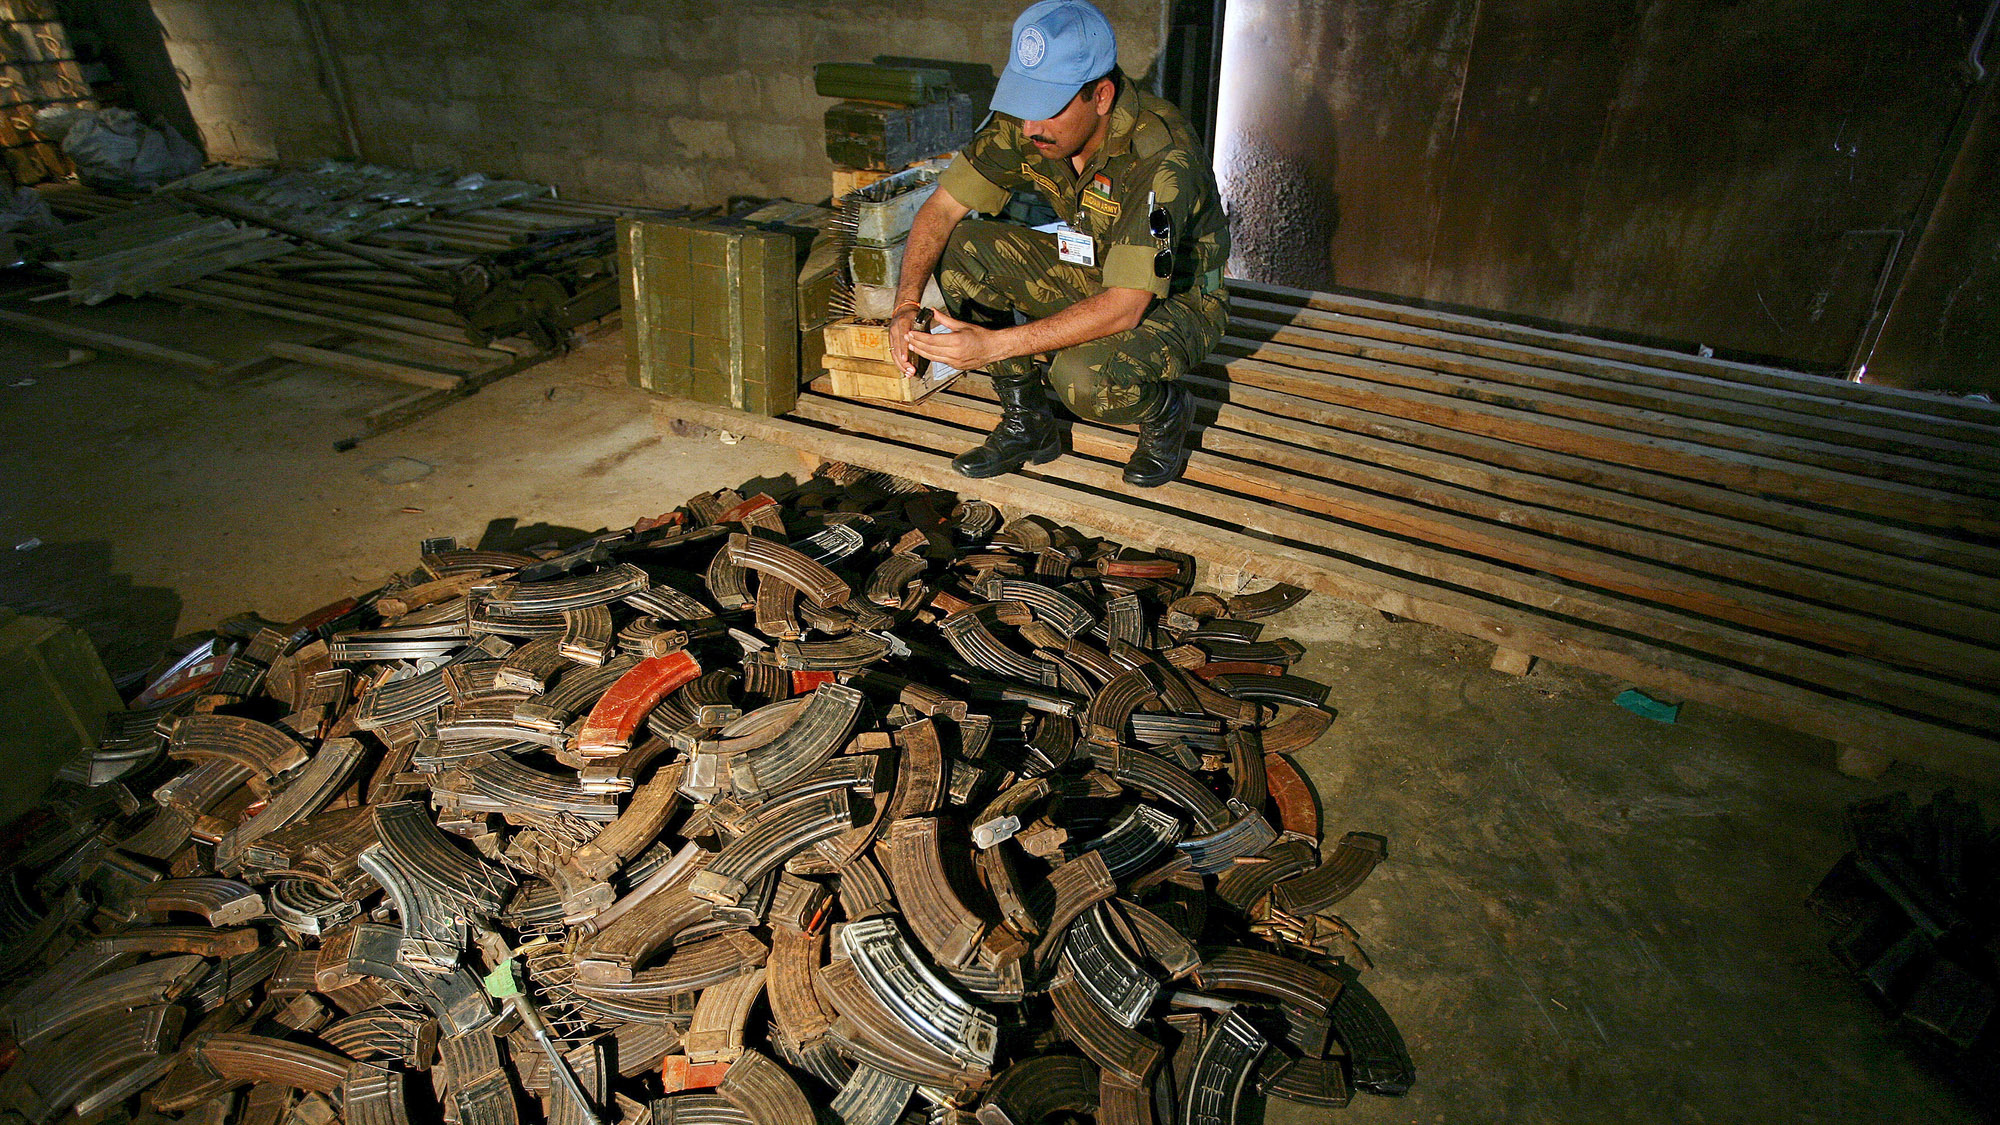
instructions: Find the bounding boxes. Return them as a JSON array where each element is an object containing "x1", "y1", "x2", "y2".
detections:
[
  {"x1": 148, "y1": 0, "x2": 345, "y2": 163},
  {"x1": 145, "y1": 0, "x2": 1170, "y2": 206}
]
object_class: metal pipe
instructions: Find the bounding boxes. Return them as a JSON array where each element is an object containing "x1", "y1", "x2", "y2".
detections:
[
  {"x1": 292, "y1": 0, "x2": 365, "y2": 161},
  {"x1": 169, "y1": 189, "x2": 458, "y2": 292},
  {"x1": 510, "y1": 989, "x2": 605, "y2": 1125}
]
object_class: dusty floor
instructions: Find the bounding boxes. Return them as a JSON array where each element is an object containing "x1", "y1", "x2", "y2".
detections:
[{"x1": 0, "y1": 301, "x2": 1991, "y2": 1123}]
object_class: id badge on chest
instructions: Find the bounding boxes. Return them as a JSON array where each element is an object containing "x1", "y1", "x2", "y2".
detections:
[{"x1": 1055, "y1": 223, "x2": 1096, "y2": 268}]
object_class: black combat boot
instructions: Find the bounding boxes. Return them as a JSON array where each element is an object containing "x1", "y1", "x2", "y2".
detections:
[
  {"x1": 952, "y1": 369, "x2": 1061, "y2": 478},
  {"x1": 1121, "y1": 382, "x2": 1191, "y2": 487}
]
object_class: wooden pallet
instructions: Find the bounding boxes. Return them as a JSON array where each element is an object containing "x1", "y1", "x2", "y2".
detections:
[{"x1": 654, "y1": 277, "x2": 2000, "y2": 782}]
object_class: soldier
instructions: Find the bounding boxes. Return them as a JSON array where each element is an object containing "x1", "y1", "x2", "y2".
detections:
[{"x1": 890, "y1": 0, "x2": 1229, "y2": 488}]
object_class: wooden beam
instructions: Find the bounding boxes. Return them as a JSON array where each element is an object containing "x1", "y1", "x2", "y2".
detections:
[
  {"x1": 921, "y1": 376, "x2": 2000, "y2": 640},
  {"x1": 0, "y1": 307, "x2": 223, "y2": 378},
  {"x1": 792, "y1": 392, "x2": 2000, "y2": 730},
  {"x1": 210, "y1": 332, "x2": 354, "y2": 387},
  {"x1": 263, "y1": 342, "x2": 464, "y2": 390},
  {"x1": 1180, "y1": 369, "x2": 2000, "y2": 582},
  {"x1": 333, "y1": 346, "x2": 550, "y2": 448},
  {"x1": 1215, "y1": 338, "x2": 2000, "y2": 503},
  {"x1": 1208, "y1": 353, "x2": 2000, "y2": 536},
  {"x1": 215, "y1": 271, "x2": 465, "y2": 326},
  {"x1": 650, "y1": 397, "x2": 2000, "y2": 784}
]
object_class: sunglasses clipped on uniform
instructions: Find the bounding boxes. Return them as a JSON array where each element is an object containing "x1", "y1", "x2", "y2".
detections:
[{"x1": 1148, "y1": 191, "x2": 1173, "y2": 279}]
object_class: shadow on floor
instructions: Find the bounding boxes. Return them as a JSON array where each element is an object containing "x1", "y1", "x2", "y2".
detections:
[{"x1": 0, "y1": 538, "x2": 180, "y2": 693}]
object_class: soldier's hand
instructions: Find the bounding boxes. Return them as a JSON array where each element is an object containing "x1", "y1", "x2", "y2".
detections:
[
  {"x1": 889, "y1": 308, "x2": 921, "y2": 375},
  {"x1": 906, "y1": 310, "x2": 1003, "y2": 372}
]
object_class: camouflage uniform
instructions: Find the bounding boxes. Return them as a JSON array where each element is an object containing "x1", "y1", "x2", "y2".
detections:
[{"x1": 935, "y1": 77, "x2": 1230, "y2": 425}]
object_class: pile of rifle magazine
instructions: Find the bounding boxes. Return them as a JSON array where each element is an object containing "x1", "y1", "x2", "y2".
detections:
[{"x1": 0, "y1": 464, "x2": 1413, "y2": 1125}]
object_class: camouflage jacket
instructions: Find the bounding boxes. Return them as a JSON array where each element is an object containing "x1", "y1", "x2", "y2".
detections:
[{"x1": 938, "y1": 78, "x2": 1229, "y2": 300}]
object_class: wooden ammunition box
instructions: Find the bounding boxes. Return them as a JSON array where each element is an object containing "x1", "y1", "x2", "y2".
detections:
[
  {"x1": 831, "y1": 166, "x2": 894, "y2": 198},
  {"x1": 813, "y1": 62, "x2": 955, "y2": 105},
  {"x1": 817, "y1": 355, "x2": 960, "y2": 403},
  {"x1": 619, "y1": 216, "x2": 815, "y2": 416},
  {"x1": 823, "y1": 318, "x2": 895, "y2": 363},
  {"x1": 797, "y1": 229, "x2": 842, "y2": 332},
  {"x1": 825, "y1": 94, "x2": 977, "y2": 172},
  {"x1": 831, "y1": 155, "x2": 954, "y2": 201}
]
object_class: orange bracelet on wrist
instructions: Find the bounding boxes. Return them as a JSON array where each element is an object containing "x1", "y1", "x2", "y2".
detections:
[{"x1": 890, "y1": 301, "x2": 923, "y2": 319}]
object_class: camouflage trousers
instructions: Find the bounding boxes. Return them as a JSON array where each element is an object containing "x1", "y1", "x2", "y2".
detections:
[{"x1": 936, "y1": 219, "x2": 1228, "y2": 424}]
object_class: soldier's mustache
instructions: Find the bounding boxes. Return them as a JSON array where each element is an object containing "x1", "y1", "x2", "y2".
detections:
[{"x1": 1028, "y1": 134, "x2": 1056, "y2": 145}]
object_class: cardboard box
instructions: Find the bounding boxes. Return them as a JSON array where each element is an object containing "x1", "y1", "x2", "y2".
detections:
[{"x1": 619, "y1": 215, "x2": 814, "y2": 416}]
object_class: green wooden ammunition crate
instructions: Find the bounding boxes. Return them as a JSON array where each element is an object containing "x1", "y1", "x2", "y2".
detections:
[
  {"x1": 812, "y1": 62, "x2": 955, "y2": 105},
  {"x1": 0, "y1": 609, "x2": 120, "y2": 824},
  {"x1": 798, "y1": 229, "x2": 843, "y2": 332},
  {"x1": 825, "y1": 94, "x2": 978, "y2": 172},
  {"x1": 619, "y1": 216, "x2": 814, "y2": 416}
]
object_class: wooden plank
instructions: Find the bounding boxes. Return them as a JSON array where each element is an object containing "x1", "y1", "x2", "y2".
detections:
[
  {"x1": 0, "y1": 307, "x2": 222, "y2": 377},
  {"x1": 156, "y1": 287, "x2": 509, "y2": 365},
  {"x1": 650, "y1": 397, "x2": 2000, "y2": 783},
  {"x1": 1228, "y1": 300, "x2": 2000, "y2": 471},
  {"x1": 1229, "y1": 278, "x2": 2000, "y2": 427},
  {"x1": 1181, "y1": 369, "x2": 2000, "y2": 583},
  {"x1": 1209, "y1": 353, "x2": 2000, "y2": 536},
  {"x1": 1215, "y1": 334, "x2": 2000, "y2": 498},
  {"x1": 931, "y1": 375, "x2": 2000, "y2": 636},
  {"x1": 263, "y1": 342, "x2": 464, "y2": 391},
  {"x1": 797, "y1": 393, "x2": 2000, "y2": 730},
  {"x1": 210, "y1": 332, "x2": 354, "y2": 387},
  {"x1": 334, "y1": 346, "x2": 551, "y2": 448}
]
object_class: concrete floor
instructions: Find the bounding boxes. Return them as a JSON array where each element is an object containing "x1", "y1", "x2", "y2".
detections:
[{"x1": 0, "y1": 301, "x2": 1990, "y2": 1123}]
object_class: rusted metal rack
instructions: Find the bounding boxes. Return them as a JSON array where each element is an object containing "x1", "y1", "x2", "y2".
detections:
[
  {"x1": 659, "y1": 279, "x2": 2000, "y2": 781},
  {"x1": 3, "y1": 182, "x2": 635, "y2": 444}
]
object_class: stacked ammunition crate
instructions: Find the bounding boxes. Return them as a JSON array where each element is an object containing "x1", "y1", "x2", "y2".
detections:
[
  {"x1": 620, "y1": 207, "x2": 824, "y2": 417},
  {"x1": 816, "y1": 167, "x2": 961, "y2": 402},
  {"x1": 814, "y1": 61, "x2": 977, "y2": 197},
  {"x1": 808, "y1": 60, "x2": 988, "y2": 403},
  {"x1": 0, "y1": 1, "x2": 90, "y2": 188}
]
